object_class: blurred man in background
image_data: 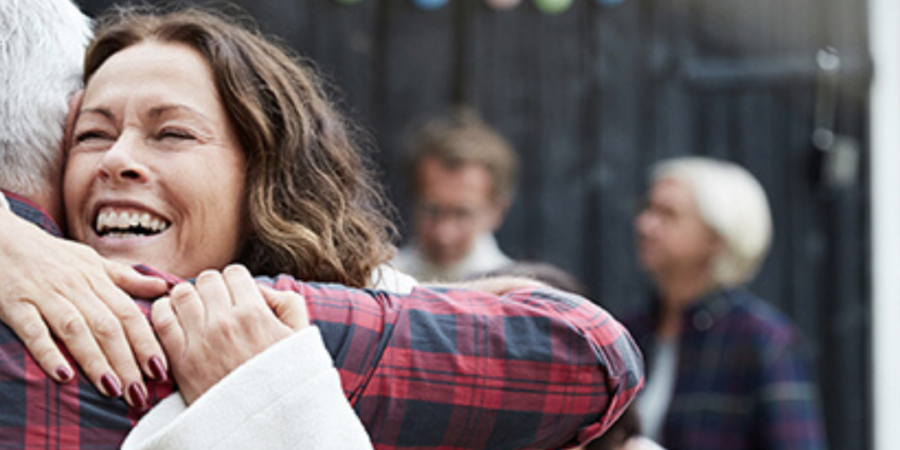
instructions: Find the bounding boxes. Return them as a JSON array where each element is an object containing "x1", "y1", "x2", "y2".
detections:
[{"x1": 393, "y1": 110, "x2": 518, "y2": 282}]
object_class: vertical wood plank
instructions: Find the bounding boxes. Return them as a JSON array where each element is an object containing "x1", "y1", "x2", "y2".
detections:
[
  {"x1": 372, "y1": 0, "x2": 458, "y2": 229},
  {"x1": 585, "y1": 0, "x2": 645, "y2": 314}
]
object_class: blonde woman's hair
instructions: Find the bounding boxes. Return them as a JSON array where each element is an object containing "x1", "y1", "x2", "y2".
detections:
[{"x1": 652, "y1": 157, "x2": 773, "y2": 288}]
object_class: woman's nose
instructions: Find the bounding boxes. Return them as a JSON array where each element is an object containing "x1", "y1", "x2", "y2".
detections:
[
  {"x1": 635, "y1": 210, "x2": 658, "y2": 236},
  {"x1": 98, "y1": 132, "x2": 148, "y2": 183}
]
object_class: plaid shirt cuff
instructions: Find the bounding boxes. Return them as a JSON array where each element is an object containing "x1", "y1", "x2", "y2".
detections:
[{"x1": 0, "y1": 191, "x2": 8, "y2": 211}]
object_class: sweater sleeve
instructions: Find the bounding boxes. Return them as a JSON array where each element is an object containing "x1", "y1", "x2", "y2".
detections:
[{"x1": 122, "y1": 326, "x2": 373, "y2": 450}]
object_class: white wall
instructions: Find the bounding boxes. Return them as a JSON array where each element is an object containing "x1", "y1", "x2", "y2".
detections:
[{"x1": 869, "y1": 0, "x2": 900, "y2": 447}]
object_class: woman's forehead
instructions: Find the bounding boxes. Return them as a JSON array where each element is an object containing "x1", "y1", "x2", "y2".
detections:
[{"x1": 82, "y1": 42, "x2": 226, "y2": 122}]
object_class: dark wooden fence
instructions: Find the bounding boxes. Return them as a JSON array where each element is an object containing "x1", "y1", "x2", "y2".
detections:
[{"x1": 77, "y1": 0, "x2": 872, "y2": 448}]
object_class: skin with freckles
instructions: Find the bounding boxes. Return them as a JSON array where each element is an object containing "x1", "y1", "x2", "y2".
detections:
[{"x1": 64, "y1": 41, "x2": 248, "y2": 279}]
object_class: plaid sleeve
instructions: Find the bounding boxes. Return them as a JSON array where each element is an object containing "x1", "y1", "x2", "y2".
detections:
[
  {"x1": 0, "y1": 203, "x2": 174, "y2": 450},
  {"x1": 268, "y1": 277, "x2": 643, "y2": 450},
  {"x1": 757, "y1": 332, "x2": 828, "y2": 450},
  {"x1": 0, "y1": 321, "x2": 144, "y2": 450},
  {"x1": 270, "y1": 276, "x2": 400, "y2": 399}
]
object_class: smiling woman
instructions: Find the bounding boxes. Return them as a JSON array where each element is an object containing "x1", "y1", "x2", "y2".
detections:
[
  {"x1": 67, "y1": 7, "x2": 397, "y2": 288},
  {"x1": 624, "y1": 157, "x2": 825, "y2": 450},
  {"x1": 66, "y1": 41, "x2": 248, "y2": 279}
]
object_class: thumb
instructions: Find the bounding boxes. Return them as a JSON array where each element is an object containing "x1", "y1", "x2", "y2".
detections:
[{"x1": 260, "y1": 285, "x2": 309, "y2": 332}]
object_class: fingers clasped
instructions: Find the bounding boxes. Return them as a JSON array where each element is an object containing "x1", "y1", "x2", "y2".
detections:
[{"x1": 151, "y1": 264, "x2": 305, "y2": 405}]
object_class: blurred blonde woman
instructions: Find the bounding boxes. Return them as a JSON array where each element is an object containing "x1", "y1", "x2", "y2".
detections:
[{"x1": 624, "y1": 157, "x2": 826, "y2": 450}]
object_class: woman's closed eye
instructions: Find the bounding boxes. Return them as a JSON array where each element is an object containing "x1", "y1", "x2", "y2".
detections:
[
  {"x1": 157, "y1": 127, "x2": 195, "y2": 141},
  {"x1": 74, "y1": 130, "x2": 115, "y2": 145}
]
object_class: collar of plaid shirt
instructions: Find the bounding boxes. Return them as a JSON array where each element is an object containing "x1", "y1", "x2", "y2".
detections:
[{"x1": 1, "y1": 194, "x2": 644, "y2": 450}]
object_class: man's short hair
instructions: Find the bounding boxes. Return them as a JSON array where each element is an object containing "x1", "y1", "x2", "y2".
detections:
[
  {"x1": 652, "y1": 156, "x2": 773, "y2": 288},
  {"x1": 405, "y1": 109, "x2": 519, "y2": 205},
  {"x1": 0, "y1": 0, "x2": 92, "y2": 197}
]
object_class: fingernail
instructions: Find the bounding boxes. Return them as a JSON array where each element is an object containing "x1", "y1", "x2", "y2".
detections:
[
  {"x1": 56, "y1": 365, "x2": 74, "y2": 382},
  {"x1": 100, "y1": 374, "x2": 122, "y2": 397},
  {"x1": 127, "y1": 383, "x2": 148, "y2": 411},
  {"x1": 149, "y1": 356, "x2": 168, "y2": 383}
]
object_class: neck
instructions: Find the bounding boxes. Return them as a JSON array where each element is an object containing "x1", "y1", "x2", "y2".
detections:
[
  {"x1": 653, "y1": 267, "x2": 714, "y2": 338},
  {"x1": 4, "y1": 182, "x2": 65, "y2": 230},
  {"x1": 30, "y1": 188, "x2": 65, "y2": 229}
]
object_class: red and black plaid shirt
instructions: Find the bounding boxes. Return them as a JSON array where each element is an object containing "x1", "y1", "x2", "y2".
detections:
[{"x1": 0, "y1": 192, "x2": 643, "y2": 449}]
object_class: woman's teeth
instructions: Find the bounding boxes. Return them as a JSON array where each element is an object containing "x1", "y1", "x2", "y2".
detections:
[{"x1": 95, "y1": 209, "x2": 170, "y2": 236}]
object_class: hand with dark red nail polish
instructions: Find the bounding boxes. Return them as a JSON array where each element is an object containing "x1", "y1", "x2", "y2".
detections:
[
  {"x1": 100, "y1": 374, "x2": 122, "y2": 398},
  {"x1": 56, "y1": 365, "x2": 74, "y2": 383},
  {"x1": 149, "y1": 356, "x2": 168, "y2": 383},
  {"x1": 152, "y1": 268, "x2": 299, "y2": 404},
  {"x1": 127, "y1": 383, "x2": 148, "y2": 411}
]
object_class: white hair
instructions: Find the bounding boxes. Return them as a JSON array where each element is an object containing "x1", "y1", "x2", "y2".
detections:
[
  {"x1": 0, "y1": 0, "x2": 91, "y2": 197},
  {"x1": 652, "y1": 156, "x2": 773, "y2": 289}
]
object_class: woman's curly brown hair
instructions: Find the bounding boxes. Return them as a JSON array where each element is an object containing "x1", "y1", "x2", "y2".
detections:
[{"x1": 84, "y1": 6, "x2": 396, "y2": 287}]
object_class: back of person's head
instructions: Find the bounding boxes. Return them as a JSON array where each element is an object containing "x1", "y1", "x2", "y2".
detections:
[
  {"x1": 0, "y1": 0, "x2": 91, "y2": 197},
  {"x1": 86, "y1": 6, "x2": 395, "y2": 287},
  {"x1": 485, "y1": 261, "x2": 587, "y2": 296},
  {"x1": 406, "y1": 109, "x2": 519, "y2": 206},
  {"x1": 651, "y1": 156, "x2": 772, "y2": 288}
]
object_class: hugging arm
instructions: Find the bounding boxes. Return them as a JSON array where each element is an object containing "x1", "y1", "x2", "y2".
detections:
[
  {"x1": 122, "y1": 265, "x2": 374, "y2": 450},
  {"x1": 274, "y1": 278, "x2": 645, "y2": 449},
  {"x1": 126, "y1": 273, "x2": 643, "y2": 450},
  {"x1": 0, "y1": 205, "x2": 168, "y2": 407}
]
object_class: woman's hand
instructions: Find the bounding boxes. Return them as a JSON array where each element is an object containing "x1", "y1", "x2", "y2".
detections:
[
  {"x1": 0, "y1": 207, "x2": 169, "y2": 408},
  {"x1": 151, "y1": 265, "x2": 309, "y2": 405}
]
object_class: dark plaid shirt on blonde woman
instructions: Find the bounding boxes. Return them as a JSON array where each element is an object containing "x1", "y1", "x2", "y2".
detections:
[
  {"x1": 0, "y1": 190, "x2": 644, "y2": 450},
  {"x1": 623, "y1": 289, "x2": 827, "y2": 450}
]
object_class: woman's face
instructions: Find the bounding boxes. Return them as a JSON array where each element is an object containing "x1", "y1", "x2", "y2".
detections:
[
  {"x1": 64, "y1": 41, "x2": 247, "y2": 279},
  {"x1": 634, "y1": 178, "x2": 720, "y2": 279}
]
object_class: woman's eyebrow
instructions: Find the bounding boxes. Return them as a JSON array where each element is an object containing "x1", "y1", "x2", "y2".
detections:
[
  {"x1": 78, "y1": 107, "x2": 114, "y2": 120},
  {"x1": 148, "y1": 104, "x2": 211, "y2": 122}
]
